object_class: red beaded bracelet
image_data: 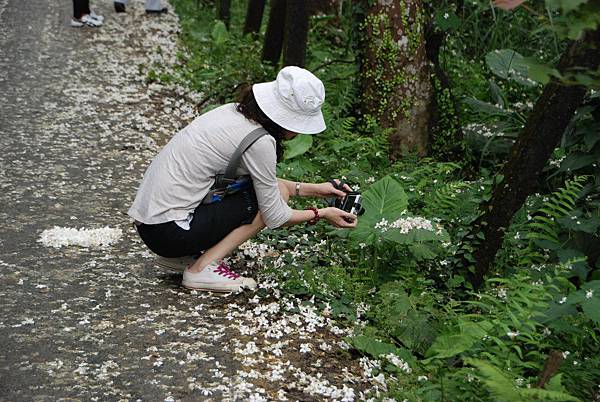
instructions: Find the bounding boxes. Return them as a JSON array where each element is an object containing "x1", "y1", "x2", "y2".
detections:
[{"x1": 306, "y1": 207, "x2": 320, "y2": 225}]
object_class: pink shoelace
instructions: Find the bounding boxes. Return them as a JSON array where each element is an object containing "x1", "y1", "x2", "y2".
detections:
[{"x1": 214, "y1": 262, "x2": 241, "y2": 279}]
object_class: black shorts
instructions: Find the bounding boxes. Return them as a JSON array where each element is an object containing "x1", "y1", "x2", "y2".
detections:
[{"x1": 135, "y1": 187, "x2": 259, "y2": 258}]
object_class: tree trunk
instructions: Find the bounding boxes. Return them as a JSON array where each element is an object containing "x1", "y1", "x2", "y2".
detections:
[
  {"x1": 424, "y1": 18, "x2": 465, "y2": 162},
  {"x1": 262, "y1": 0, "x2": 287, "y2": 66},
  {"x1": 460, "y1": 27, "x2": 600, "y2": 289},
  {"x1": 243, "y1": 0, "x2": 266, "y2": 36},
  {"x1": 359, "y1": 0, "x2": 433, "y2": 158},
  {"x1": 283, "y1": 0, "x2": 309, "y2": 67},
  {"x1": 216, "y1": 0, "x2": 231, "y2": 29}
]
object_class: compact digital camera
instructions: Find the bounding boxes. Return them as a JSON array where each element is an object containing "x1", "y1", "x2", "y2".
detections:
[
  {"x1": 326, "y1": 181, "x2": 366, "y2": 222},
  {"x1": 336, "y1": 191, "x2": 364, "y2": 216}
]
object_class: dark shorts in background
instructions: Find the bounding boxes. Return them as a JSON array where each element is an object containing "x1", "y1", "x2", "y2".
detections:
[{"x1": 136, "y1": 187, "x2": 259, "y2": 258}]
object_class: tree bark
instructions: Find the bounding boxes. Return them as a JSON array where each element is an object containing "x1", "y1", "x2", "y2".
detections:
[
  {"x1": 460, "y1": 27, "x2": 600, "y2": 289},
  {"x1": 359, "y1": 0, "x2": 433, "y2": 158},
  {"x1": 216, "y1": 0, "x2": 231, "y2": 29},
  {"x1": 262, "y1": 0, "x2": 287, "y2": 66},
  {"x1": 243, "y1": 0, "x2": 266, "y2": 36},
  {"x1": 283, "y1": 0, "x2": 309, "y2": 67}
]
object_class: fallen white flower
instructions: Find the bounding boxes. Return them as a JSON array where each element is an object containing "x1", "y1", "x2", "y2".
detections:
[
  {"x1": 39, "y1": 226, "x2": 122, "y2": 248},
  {"x1": 299, "y1": 343, "x2": 312, "y2": 353}
]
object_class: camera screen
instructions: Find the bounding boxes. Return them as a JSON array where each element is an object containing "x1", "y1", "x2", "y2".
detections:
[{"x1": 342, "y1": 192, "x2": 361, "y2": 213}]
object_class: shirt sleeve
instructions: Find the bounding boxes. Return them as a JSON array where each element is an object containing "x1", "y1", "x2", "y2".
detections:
[{"x1": 241, "y1": 135, "x2": 293, "y2": 229}]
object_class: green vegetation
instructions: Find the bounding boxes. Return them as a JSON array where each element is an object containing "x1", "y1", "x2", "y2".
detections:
[{"x1": 162, "y1": 1, "x2": 600, "y2": 400}]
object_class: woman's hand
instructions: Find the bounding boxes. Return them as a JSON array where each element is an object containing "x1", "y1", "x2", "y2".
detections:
[
  {"x1": 320, "y1": 207, "x2": 358, "y2": 228},
  {"x1": 315, "y1": 180, "x2": 353, "y2": 199}
]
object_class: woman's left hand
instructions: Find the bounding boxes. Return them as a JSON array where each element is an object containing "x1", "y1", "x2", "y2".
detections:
[{"x1": 316, "y1": 180, "x2": 352, "y2": 199}]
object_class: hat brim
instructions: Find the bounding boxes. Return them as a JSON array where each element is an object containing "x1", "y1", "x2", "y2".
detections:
[{"x1": 253, "y1": 81, "x2": 326, "y2": 135}]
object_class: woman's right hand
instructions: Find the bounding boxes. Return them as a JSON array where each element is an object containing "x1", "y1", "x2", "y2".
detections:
[{"x1": 320, "y1": 207, "x2": 358, "y2": 228}]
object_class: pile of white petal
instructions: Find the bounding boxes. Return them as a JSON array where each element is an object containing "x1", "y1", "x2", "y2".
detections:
[{"x1": 38, "y1": 226, "x2": 122, "y2": 248}]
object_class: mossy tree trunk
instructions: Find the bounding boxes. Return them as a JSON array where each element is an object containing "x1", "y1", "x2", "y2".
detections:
[
  {"x1": 283, "y1": 0, "x2": 309, "y2": 67},
  {"x1": 262, "y1": 0, "x2": 287, "y2": 66},
  {"x1": 359, "y1": 0, "x2": 433, "y2": 158},
  {"x1": 243, "y1": 0, "x2": 266, "y2": 36},
  {"x1": 458, "y1": 27, "x2": 600, "y2": 289}
]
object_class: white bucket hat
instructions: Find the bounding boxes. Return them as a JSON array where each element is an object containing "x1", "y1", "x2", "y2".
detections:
[{"x1": 252, "y1": 66, "x2": 326, "y2": 134}]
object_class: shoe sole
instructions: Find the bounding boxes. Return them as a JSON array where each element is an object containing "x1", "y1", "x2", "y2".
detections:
[
  {"x1": 72, "y1": 22, "x2": 101, "y2": 27},
  {"x1": 181, "y1": 281, "x2": 257, "y2": 292},
  {"x1": 182, "y1": 283, "x2": 244, "y2": 292}
]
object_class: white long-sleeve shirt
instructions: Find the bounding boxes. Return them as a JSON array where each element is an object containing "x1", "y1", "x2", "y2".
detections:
[{"x1": 128, "y1": 103, "x2": 292, "y2": 229}]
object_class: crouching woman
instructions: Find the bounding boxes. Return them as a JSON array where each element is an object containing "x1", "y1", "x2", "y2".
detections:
[{"x1": 128, "y1": 67, "x2": 357, "y2": 292}]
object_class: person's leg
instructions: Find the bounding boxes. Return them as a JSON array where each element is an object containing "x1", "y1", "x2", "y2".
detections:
[
  {"x1": 187, "y1": 180, "x2": 291, "y2": 273},
  {"x1": 73, "y1": 0, "x2": 86, "y2": 19},
  {"x1": 83, "y1": 0, "x2": 90, "y2": 15}
]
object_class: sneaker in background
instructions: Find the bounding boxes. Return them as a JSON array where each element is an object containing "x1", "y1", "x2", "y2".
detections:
[
  {"x1": 71, "y1": 14, "x2": 103, "y2": 27},
  {"x1": 90, "y1": 10, "x2": 104, "y2": 22},
  {"x1": 182, "y1": 261, "x2": 257, "y2": 292}
]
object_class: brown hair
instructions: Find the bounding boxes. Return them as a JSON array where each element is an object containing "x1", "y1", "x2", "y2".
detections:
[{"x1": 236, "y1": 84, "x2": 285, "y2": 161}]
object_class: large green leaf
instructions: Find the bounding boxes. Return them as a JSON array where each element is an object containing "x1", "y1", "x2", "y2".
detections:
[
  {"x1": 578, "y1": 281, "x2": 600, "y2": 323},
  {"x1": 463, "y1": 98, "x2": 510, "y2": 116},
  {"x1": 541, "y1": 301, "x2": 578, "y2": 323},
  {"x1": 521, "y1": 57, "x2": 561, "y2": 84},
  {"x1": 558, "y1": 213, "x2": 600, "y2": 234},
  {"x1": 407, "y1": 243, "x2": 439, "y2": 260},
  {"x1": 211, "y1": 21, "x2": 229, "y2": 47},
  {"x1": 349, "y1": 335, "x2": 399, "y2": 357},
  {"x1": 425, "y1": 320, "x2": 492, "y2": 360},
  {"x1": 485, "y1": 49, "x2": 534, "y2": 87},
  {"x1": 283, "y1": 134, "x2": 313, "y2": 160},
  {"x1": 581, "y1": 297, "x2": 600, "y2": 323},
  {"x1": 362, "y1": 175, "x2": 408, "y2": 217}
]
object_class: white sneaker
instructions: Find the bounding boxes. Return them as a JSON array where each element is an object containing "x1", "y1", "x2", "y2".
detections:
[
  {"x1": 90, "y1": 10, "x2": 104, "y2": 22},
  {"x1": 155, "y1": 255, "x2": 197, "y2": 271},
  {"x1": 71, "y1": 14, "x2": 103, "y2": 27},
  {"x1": 182, "y1": 261, "x2": 257, "y2": 292}
]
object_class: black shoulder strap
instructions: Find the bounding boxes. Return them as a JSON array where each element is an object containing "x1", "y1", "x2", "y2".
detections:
[{"x1": 223, "y1": 127, "x2": 268, "y2": 182}]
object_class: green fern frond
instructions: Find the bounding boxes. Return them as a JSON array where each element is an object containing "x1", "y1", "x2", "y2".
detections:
[
  {"x1": 465, "y1": 358, "x2": 581, "y2": 402},
  {"x1": 520, "y1": 388, "x2": 581, "y2": 401},
  {"x1": 464, "y1": 358, "x2": 523, "y2": 401},
  {"x1": 517, "y1": 176, "x2": 587, "y2": 267},
  {"x1": 340, "y1": 116, "x2": 356, "y2": 133},
  {"x1": 424, "y1": 181, "x2": 476, "y2": 222}
]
